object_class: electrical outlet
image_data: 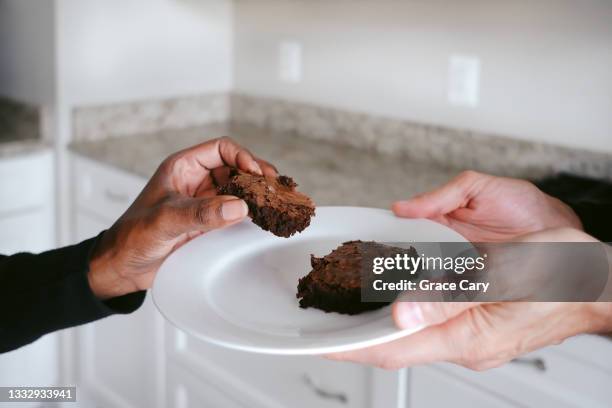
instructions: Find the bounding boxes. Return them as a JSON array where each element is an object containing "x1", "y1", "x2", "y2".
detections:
[
  {"x1": 448, "y1": 55, "x2": 481, "y2": 107},
  {"x1": 279, "y1": 41, "x2": 302, "y2": 83}
]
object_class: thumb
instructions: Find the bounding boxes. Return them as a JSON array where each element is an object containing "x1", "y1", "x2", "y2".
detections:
[
  {"x1": 160, "y1": 195, "x2": 248, "y2": 236},
  {"x1": 392, "y1": 171, "x2": 481, "y2": 218},
  {"x1": 392, "y1": 301, "x2": 481, "y2": 330}
]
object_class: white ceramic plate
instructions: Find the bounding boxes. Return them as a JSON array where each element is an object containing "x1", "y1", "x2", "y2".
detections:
[{"x1": 153, "y1": 206, "x2": 467, "y2": 355}]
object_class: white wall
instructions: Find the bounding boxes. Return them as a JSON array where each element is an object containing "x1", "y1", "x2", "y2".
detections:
[
  {"x1": 58, "y1": 0, "x2": 233, "y2": 106},
  {"x1": 51, "y1": 0, "x2": 234, "y2": 247},
  {"x1": 234, "y1": 0, "x2": 612, "y2": 153},
  {"x1": 0, "y1": 0, "x2": 56, "y2": 105}
]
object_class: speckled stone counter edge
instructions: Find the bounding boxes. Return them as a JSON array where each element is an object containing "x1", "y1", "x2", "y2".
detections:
[
  {"x1": 70, "y1": 92, "x2": 612, "y2": 180},
  {"x1": 72, "y1": 93, "x2": 230, "y2": 142},
  {"x1": 0, "y1": 98, "x2": 41, "y2": 143},
  {"x1": 0, "y1": 139, "x2": 52, "y2": 159},
  {"x1": 230, "y1": 93, "x2": 612, "y2": 181}
]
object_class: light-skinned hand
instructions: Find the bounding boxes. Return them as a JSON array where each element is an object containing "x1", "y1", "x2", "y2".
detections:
[
  {"x1": 392, "y1": 170, "x2": 582, "y2": 242},
  {"x1": 326, "y1": 228, "x2": 612, "y2": 370}
]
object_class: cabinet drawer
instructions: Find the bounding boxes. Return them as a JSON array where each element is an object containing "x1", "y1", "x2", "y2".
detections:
[
  {"x1": 410, "y1": 366, "x2": 514, "y2": 408},
  {"x1": 168, "y1": 328, "x2": 370, "y2": 408},
  {"x1": 435, "y1": 338, "x2": 612, "y2": 408},
  {"x1": 0, "y1": 151, "x2": 53, "y2": 214},
  {"x1": 168, "y1": 363, "x2": 246, "y2": 408},
  {"x1": 73, "y1": 156, "x2": 146, "y2": 221}
]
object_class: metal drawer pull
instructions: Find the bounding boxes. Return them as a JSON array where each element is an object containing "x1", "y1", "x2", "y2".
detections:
[
  {"x1": 104, "y1": 189, "x2": 130, "y2": 203},
  {"x1": 302, "y1": 374, "x2": 348, "y2": 404},
  {"x1": 510, "y1": 357, "x2": 547, "y2": 372}
]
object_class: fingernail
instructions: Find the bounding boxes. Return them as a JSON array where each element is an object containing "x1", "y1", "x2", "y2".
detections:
[
  {"x1": 251, "y1": 161, "x2": 263, "y2": 175},
  {"x1": 221, "y1": 200, "x2": 248, "y2": 221},
  {"x1": 391, "y1": 201, "x2": 410, "y2": 216},
  {"x1": 395, "y1": 302, "x2": 424, "y2": 329}
]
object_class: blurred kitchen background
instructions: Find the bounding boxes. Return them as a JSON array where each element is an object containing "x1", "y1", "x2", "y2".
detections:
[{"x1": 1, "y1": 0, "x2": 611, "y2": 407}]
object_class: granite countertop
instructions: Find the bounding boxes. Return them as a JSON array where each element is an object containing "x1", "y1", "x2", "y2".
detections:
[
  {"x1": 0, "y1": 137, "x2": 51, "y2": 158},
  {"x1": 69, "y1": 123, "x2": 460, "y2": 208},
  {"x1": 0, "y1": 98, "x2": 47, "y2": 158}
]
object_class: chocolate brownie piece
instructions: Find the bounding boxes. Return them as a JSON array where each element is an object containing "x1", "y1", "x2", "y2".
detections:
[
  {"x1": 218, "y1": 170, "x2": 315, "y2": 237},
  {"x1": 297, "y1": 241, "x2": 418, "y2": 315}
]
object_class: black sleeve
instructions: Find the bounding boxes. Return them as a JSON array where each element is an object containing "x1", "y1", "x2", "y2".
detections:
[
  {"x1": 0, "y1": 233, "x2": 146, "y2": 353},
  {"x1": 535, "y1": 174, "x2": 612, "y2": 243},
  {"x1": 566, "y1": 200, "x2": 612, "y2": 243}
]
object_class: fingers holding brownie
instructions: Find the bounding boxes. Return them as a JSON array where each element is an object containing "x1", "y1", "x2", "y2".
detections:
[{"x1": 87, "y1": 136, "x2": 283, "y2": 299}]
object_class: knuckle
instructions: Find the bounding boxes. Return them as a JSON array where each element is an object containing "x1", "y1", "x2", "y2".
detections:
[
  {"x1": 452, "y1": 170, "x2": 485, "y2": 196},
  {"x1": 463, "y1": 360, "x2": 488, "y2": 372},
  {"x1": 164, "y1": 151, "x2": 180, "y2": 165},
  {"x1": 486, "y1": 359, "x2": 508, "y2": 370},
  {"x1": 217, "y1": 135, "x2": 233, "y2": 145},
  {"x1": 455, "y1": 346, "x2": 478, "y2": 369},
  {"x1": 458, "y1": 337, "x2": 500, "y2": 372},
  {"x1": 458, "y1": 170, "x2": 480, "y2": 181},
  {"x1": 419, "y1": 302, "x2": 449, "y2": 325},
  {"x1": 436, "y1": 302, "x2": 459, "y2": 322},
  {"x1": 194, "y1": 200, "x2": 222, "y2": 226},
  {"x1": 160, "y1": 153, "x2": 180, "y2": 173},
  {"x1": 456, "y1": 342, "x2": 491, "y2": 370},
  {"x1": 453, "y1": 313, "x2": 490, "y2": 366},
  {"x1": 459, "y1": 358, "x2": 479, "y2": 371},
  {"x1": 465, "y1": 358, "x2": 506, "y2": 372},
  {"x1": 195, "y1": 202, "x2": 214, "y2": 225}
]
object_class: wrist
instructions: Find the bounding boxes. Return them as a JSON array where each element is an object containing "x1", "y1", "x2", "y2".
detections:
[
  {"x1": 88, "y1": 232, "x2": 138, "y2": 300},
  {"x1": 582, "y1": 303, "x2": 612, "y2": 334}
]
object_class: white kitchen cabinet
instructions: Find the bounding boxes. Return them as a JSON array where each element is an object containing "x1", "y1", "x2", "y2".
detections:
[
  {"x1": 0, "y1": 149, "x2": 56, "y2": 404},
  {"x1": 71, "y1": 156, "x2": 165, "y2": 408},
  {"x1": 73, "y1": 212, "x2": 164, "y2": 408},
  {"x1": 73, "y1": 156, "x2": 145, "y2": 222},
  {"x1": 410, "y1": 334, "x2": 612, "y2": 408},
  {"x1": 168, "y1": 327, "x2": 377, "y2": 408},
  {"x1": 73, "y1": 212, "x2": 110, "y2": 242},
  {"x1": 410, "y1": 366, "x2": 515, "y2": 408},
  {"x1": 0, "y1": 210, "x2": 55, "y2": 255},
  {"x1": 0, "y1": 150, "x2": 54, "y2": 254},
  {"x1": 167, "y1": 362, "x2": 246, "y2": 408},
  {"x1": 0, "y1": 150, "x2": 54, "y2": 215}
]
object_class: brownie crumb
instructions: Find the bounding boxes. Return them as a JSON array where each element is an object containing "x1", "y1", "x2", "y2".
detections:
[{"x1": 278, "y1": 175, "x2": 297, "y2": 189}]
